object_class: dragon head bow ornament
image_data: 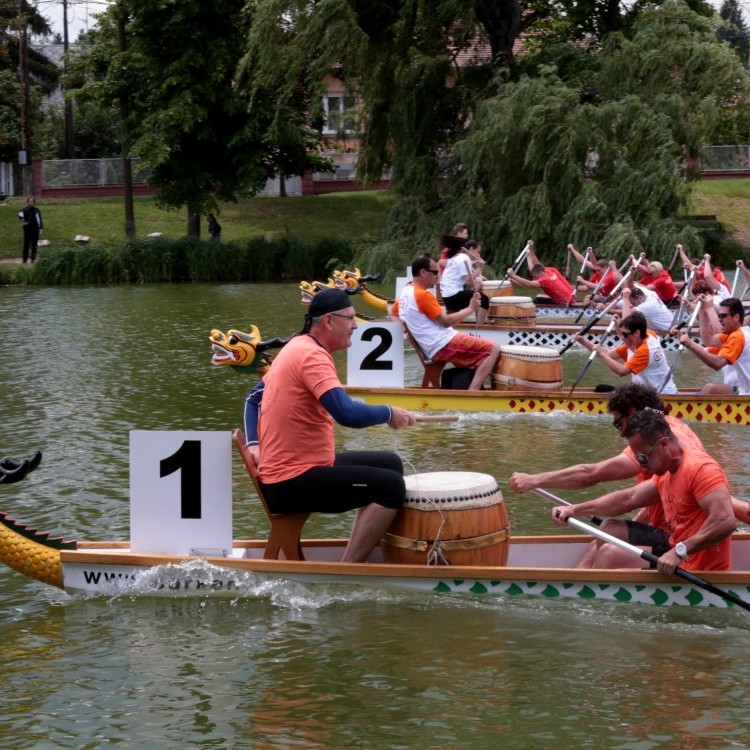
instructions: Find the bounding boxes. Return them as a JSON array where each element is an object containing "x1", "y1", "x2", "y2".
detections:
[{"x1": 209, "y1": 324, "x2": 291, "y2": 375}]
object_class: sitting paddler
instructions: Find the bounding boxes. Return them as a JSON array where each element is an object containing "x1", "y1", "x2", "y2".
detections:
[
  {"x1": 243, "y1": 288, "x2": 417, "y2": 563},
  {"x1": 675, "y1": 296, "x2": 750, "y2": 396},
  {"x1": 575, "y1": 310, "x2": 677, "y2": 395},
  {"x1": 551, "y1": 409, "x2": 737, "y2": 574},
  {"x1": 505, "y1": 241, "x2": 577, "y2": 306},
  {"x1": 510, "y1": 383, "x2": 750, "y2": 568},
  {"x1": 390, "y1": 254, "x2": 501, "y2": 391},
  {"x1": 567, "y1": 244, "x2": 619, "y2": 302}
]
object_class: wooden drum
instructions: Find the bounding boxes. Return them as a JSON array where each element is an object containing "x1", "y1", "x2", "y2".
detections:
[
  {"x1": 381, "y1": 472, "x2": 510, "y2": 566},
  {"x1": 481, "y1": 279, "x2": 513, "y2": 298},
  {"x1": 492, "y1": 344, "x2": 563, "y2": 391},
  {"x1": 488, "y1": 296, "x2": 536, "y2": 327}
]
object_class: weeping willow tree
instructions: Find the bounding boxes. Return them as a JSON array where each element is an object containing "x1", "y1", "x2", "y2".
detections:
[{"x1": 446, "y1": 1, "x2": 750, "y2": 266}]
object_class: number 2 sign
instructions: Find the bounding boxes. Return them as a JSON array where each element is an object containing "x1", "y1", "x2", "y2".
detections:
[
  {"x1": 346, "y1": 321, "x2": 404, "y2": 387},
  {"x1": 130, "y1": 431, "x2": 233, "y2": 555}
]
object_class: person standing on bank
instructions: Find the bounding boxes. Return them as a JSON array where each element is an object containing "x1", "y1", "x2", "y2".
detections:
[
  {"x1": 18, "y1": 196, "x2": 43, "y2": 263},
  {"x1": 207, "y1": 213, "x2": 222, "y2": 244},
  {"x1": 243, "y1": 288, "x2": 417, "y2": 563}
]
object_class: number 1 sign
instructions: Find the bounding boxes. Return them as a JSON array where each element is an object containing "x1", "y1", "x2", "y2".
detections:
[{"x1": 130, "y1": 431, "x2": 233, "y2": 555}]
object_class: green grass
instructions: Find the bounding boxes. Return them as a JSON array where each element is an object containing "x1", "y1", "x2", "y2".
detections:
[{"x1": 0, "y1": 191, "x2": 394, "y2": 260}]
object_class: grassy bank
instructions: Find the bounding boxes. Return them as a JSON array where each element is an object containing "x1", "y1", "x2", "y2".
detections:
[{"x1": 0, "y1": 191, "x2": 394, "y2": 259}]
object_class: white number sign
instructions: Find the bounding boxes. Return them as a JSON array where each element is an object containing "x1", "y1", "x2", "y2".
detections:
[
  {"x1": 130, "y1": 431, "x2": 233, "y2": 555},
  {"x1": 347, "y1": 321, "x2": 404, "y2": 387}
]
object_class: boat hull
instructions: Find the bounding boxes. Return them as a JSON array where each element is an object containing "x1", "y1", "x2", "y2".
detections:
[
  {"x1": 59, "y1": 535, "x2": 750, "y2": 609},
  {"x1": 345, "y1": 385, "x2": 750, "y2": 425}
]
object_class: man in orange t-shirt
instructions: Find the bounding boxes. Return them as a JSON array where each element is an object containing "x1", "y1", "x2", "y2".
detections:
[
  {"x1": 243, "y1": 289, "x2": 417, "y2": 562},
  {"x1": 551, "y1": 410, "x2": 736, "y2": 573}
]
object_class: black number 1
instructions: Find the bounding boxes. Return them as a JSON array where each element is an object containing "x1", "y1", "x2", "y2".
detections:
[{"x1": 160, "y1": 440, "x2": 202, "y2": 518}]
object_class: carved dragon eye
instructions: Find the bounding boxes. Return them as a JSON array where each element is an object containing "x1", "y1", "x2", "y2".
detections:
[{"x1": 229, "y1": 336, "x2": 238, "y2": 345}]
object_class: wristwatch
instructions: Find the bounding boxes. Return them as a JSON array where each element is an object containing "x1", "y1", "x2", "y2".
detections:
[{"x1": 675, "y1": 542, "x2": 689, "y2": 561}]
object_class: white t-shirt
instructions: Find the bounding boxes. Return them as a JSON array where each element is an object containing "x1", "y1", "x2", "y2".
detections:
[
  {"x1": 633, "y1": 286, "x2": 674, "y2": 331},
  {"x1": 440, "y1": 253, "x2": 473, "y2": 298}
]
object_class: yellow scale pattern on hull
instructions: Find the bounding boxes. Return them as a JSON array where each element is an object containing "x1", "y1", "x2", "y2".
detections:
[{"x1": 0, "y1": 515, "x2": 65, "y2": 589}]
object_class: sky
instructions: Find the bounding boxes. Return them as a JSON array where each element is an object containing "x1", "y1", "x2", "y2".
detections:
[
  {"x1": 36, "y1": 0, "x2": 748, "y2": 39},
  {"x1": 36, "y1": 0, "x2": 111, "y2": 39}
]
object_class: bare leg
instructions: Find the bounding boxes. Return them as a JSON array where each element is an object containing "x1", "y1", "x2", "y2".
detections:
[
  {"x1": 469, "y1": 344, "x2": 502, "y2": 390},
  {"x1": 702, "y1": 383, "x2": 735, "y2": 395},
  {"x1": 591, "y1": 542, "x2": 650, "y2": 569},
  {"x1": 341, "y1": 503, "x2": 399, "y2": 563},
  {"x1": 575, "y1": 519, "x2": 630, "y2": 568}
]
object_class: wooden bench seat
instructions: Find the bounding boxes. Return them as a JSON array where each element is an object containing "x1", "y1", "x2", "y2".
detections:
[
  {"x1": 233, "y1": 428, "x2": 310, "y2": 560},
  {"x1": 403, "y1": 325, "x2": 446, "y2": 388}
]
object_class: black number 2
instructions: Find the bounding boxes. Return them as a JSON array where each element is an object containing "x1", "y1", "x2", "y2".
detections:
[
  {"x1": 160, "y1": 440, "x2": 202, "y2": 519},
  {"x1": 360, "y1": 327, "x2": 394, "y2": 370}
]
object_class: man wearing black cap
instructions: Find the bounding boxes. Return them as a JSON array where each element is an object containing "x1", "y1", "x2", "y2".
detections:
[{"x1": 243, "y1": 289, "x2": 417, "y2": 562}]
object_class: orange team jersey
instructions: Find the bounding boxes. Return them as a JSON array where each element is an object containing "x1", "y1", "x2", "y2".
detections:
[
  {"x1": 653, "y1": 443, "x2": 731, "y2": 571},
  {"x1": 622, "y1": 416, "x2": 705, "y2": 530},
  {"x1": 258, "y1": 334, "x2": 342, "y2": 484}
]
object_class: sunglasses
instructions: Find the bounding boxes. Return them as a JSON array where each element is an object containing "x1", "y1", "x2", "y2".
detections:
[
  {"x1": 620, "y1": 330, "x2": 633, "y2": 337},
  {"x1": 717, "y1": 312, "x2": 731, "y2": 320},
  {"x1": 612, "y1": 415, "x2": 625, "y2": 431},
  {"x1": 425, "y1": 268, "x2": 440, "y2": 275},
  {"x1": 329, "y1": 313, "x2": 356, "y2": 322},
  {"x1": 635, "y1": 439, "x2": 662, "y2": 467}
]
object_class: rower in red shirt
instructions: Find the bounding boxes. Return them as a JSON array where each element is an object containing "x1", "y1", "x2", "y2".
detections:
[{"x1": 506, "y1": 241, "x2": 577, "y2": 305}]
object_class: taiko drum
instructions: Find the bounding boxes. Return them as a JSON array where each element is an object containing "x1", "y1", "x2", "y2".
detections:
[
  {"x1": 481, "y1": 279, "x2": 513, "y2": 298},
  {"x1": 381, "y1": 472, "x2": 510, "y2": 566},
  {"x1": 492, "y1": 344, "x2": 563, "y2": 391},
  {"x1": 488, "y1": 295, "x2": 536, "y2": 327}
]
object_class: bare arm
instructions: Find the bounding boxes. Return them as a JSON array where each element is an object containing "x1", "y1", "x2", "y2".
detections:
[
  {"x1": 506, "y1": 268, "x2": 540, "y2": 289},
  {"x1": 551, "y1": 482, "x2": 659, "y2": 526},
  {"x1": 509, "y1": 452, "x2": 639, "y2": 493}
]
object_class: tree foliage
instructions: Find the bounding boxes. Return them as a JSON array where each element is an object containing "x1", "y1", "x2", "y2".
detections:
[
  {"x1": 442, "y1": 2, "x2": 750, "y2": 265},
  {"x1": 68, "y1": 0, "x2": 328, "y2": 230}
]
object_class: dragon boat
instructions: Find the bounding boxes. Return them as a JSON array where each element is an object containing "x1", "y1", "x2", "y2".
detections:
[
  {"x1": 302, "y1": 270, "x2": 695, "y2": 352},
  {"x1": 208, "y1": 323, "x2": 750, "y2": 426},
  {"x1": 3, "y1": 449, "x2": 750, "y2": 610}
]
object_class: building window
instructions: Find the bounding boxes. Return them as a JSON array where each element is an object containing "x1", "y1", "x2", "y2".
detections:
[{"x1": 323, "y1": 94, "x2": 357, "y2": 135}]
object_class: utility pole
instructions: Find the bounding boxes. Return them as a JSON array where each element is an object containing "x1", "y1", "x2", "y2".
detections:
[
  {"x1": 62, "y1": 0, "x2": 75, "y2": 158},
  {"x1": 118, "y1": 12, "x2": 135, "y2": 239},
  {"x1": 18, "y1": 0, "x2": 33, "y2": 194}
]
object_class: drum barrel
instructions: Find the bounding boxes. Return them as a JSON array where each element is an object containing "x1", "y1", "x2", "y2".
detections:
[
  {"x1": 492, "y1": 345, "x2": 563, "y2": 390},
  {"x1": 381, "y1": 472, "x2": 510, "y2": 567},
  {"x1": 488, "y1": 296, "x2": 536, "y2": 327}
]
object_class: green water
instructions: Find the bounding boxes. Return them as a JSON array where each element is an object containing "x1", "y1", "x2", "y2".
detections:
[{"x1": 1, "y1": 283, "x2": 749, "y2": 749}]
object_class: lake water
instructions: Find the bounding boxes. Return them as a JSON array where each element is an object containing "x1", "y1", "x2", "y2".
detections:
[{"x1": 1, "y1": 283, "x2": 749, "y2": 749}]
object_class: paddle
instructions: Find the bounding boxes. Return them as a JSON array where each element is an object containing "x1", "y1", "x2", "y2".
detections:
[
  {"x1": 500, "y1": 240, "x2": 531, "y2": 286},
  {"x1": 730, "y1": 265, "x2": 740, "y2": 298},
  {"x1": 666, "y1": 259, "x2": 703, "y2": 334},
  {"x1": 657, "y1": 299, "x2": 702, "y2": 393},
  {"x1": 532, "y1": 487, "x2": 603, "y2": 526},
  {"x1": 566, "y1": 316, "x2": 618, "y2": 397},
  {"x1": 559, "y1": 267, "x2": 634, "y2": 355},
  {"x1": 414, "y1": 415, "x2": 459, "y2": 423},
  {"x1": 532, "y1": 488, "x2": 750, "y2": 612}
]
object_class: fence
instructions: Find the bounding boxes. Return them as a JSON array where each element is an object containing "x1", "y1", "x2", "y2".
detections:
[
  {"x1": 699, "y1": 145, "x2": 750, "y2": 173},
  {"x1": 43, "y1": 158, "x2": 150, "y2": 187}
]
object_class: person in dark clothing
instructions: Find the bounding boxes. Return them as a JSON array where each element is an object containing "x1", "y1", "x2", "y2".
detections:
[
  {"x1": 18, "y1": 196, "x2": 43, "y2": 263},
  {"x1": 207, "y1": 213, "x2": 222, "y2": 244}
]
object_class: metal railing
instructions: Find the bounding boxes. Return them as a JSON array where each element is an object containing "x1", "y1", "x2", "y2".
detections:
[
  {"x1": 699, "y1": 145, "x2": 750, "y2": 172},
  {"x1": 43, "y1": 158, "x2": 150, "y2": 187}
]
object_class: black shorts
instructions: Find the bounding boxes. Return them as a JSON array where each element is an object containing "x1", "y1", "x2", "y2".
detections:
[
  {"x1": 260, "y1": 451, "x2": 405, "y2": 515},
  {"x1": 625, "y1": 520, "x2": 671, "y2": 566},
  {"x1": 442, "y1": 290, "x2": 490, "y2": 313}
]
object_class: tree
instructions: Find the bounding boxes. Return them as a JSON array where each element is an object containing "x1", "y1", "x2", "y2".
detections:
[
  {"x1": 445, "y1": 2, "x2": 750, "y2": 264},
  {"x1": 69, "y1": 0, "x2": 328, "y2": 235},
  {"x1": 717, "y1": 0, "x2": 750, "y2": 65}
]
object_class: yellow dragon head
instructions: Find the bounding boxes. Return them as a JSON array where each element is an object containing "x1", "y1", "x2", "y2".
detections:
[{"x1": 209, "y1": 324, "x2": 290, "y2": 375}]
